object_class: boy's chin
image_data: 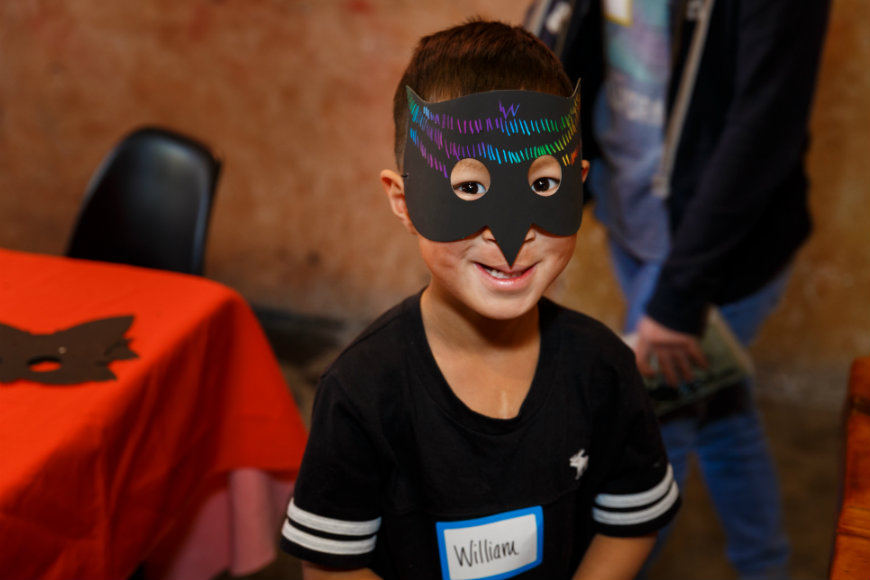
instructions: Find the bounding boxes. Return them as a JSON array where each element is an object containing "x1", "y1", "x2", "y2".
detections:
[{"x1": 464, "y1": 292, "x2": 541, "y2": 322}]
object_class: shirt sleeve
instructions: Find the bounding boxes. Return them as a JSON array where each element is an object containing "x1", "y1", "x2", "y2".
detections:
[
  {"x1": 591, "y1": 356, "x2": 681, "y2": 537},
  {"x1": 280, "y1": 373, "x2": 385, "y2": 569}
]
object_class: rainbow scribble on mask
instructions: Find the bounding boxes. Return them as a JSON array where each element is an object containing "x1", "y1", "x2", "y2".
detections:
[{"x1": 407, "y1": 90, "x2": 581, "y2": 179}]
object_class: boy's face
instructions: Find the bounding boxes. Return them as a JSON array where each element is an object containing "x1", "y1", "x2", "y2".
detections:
[
  {"x1": 401, "y1": 86, "x2": 584, "y2": 266},
  {"x1": 384, "y1": 86, "x2": 587, "y2": 321}
]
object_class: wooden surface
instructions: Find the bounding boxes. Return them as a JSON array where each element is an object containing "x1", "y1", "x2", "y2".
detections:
[{"x1": 829, "y1": 355, "x2": 870, "y2": 580}]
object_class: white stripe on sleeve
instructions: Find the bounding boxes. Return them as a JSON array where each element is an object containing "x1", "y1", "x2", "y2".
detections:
[
  {"x1": 282, "y1": 519, "x2": 377, "y2": 556},
  {"x1": 592, "y1": 480, "x2": 680, "y2": 526},
  {"x1": 595, "y1": 465, "x2": 674, "y2": 509},
  {"x1": 287, "y1": 498, "x2": 381, "y2": 536}
]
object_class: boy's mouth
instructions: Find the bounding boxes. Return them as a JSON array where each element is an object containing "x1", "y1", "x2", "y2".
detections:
[{"x1": 477, "y1": 263, "x2": 532, "y2": 280}]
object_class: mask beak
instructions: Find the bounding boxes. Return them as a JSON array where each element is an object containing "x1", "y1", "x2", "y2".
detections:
[{"x1": 488, "y1": 218, "x2": 532, "y2": 267}]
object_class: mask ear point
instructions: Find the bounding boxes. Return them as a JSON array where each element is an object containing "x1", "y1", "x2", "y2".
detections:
[
  {"x1": 405, "y1": 86, "x2": 429, "y2": 107},
  {"x1": 570, "y1": 79, "x2": 581, "y2": 99}
]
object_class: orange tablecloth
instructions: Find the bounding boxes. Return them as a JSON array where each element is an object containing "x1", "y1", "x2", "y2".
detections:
[{"x1": 0, "y1": 248, "x2": 308, "y2": 579}]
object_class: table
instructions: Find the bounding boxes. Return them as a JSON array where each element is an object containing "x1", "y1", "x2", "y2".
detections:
[
  {"x1": 0, "y1": 248, "x2": 308, "y2": 579},
  {"x1": 829, "y1": 355, "x2": 870, "y2": 579}
]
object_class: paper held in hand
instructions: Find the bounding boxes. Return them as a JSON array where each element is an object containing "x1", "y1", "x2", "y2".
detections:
[{"x1": 623, "y1": 309, "x2": 754, "y2": 416}]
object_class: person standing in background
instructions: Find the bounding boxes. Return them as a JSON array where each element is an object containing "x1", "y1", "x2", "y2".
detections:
[{"x1": 527, "y1": 0, "x2": 830, "y2": 577}]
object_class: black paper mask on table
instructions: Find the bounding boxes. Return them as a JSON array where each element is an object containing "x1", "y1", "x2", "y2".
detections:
[
  {"x1": 0, "y1": 316, "x2": 138, "y2": 385},
  {"x1": 402, "y1": 85, "x2": 583, "y2": 265}
]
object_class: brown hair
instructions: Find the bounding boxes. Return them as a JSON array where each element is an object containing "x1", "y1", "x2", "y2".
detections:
[{"x1": 392, "y1": 18, "x2": 573, "y2": 168}]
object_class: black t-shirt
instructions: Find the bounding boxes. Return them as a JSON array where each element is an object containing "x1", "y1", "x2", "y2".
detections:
[{"x1": 281, "y1": 294, "x2": 679, "y2": 579}]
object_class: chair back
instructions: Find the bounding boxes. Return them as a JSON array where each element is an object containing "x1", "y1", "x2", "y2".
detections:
[{"x1": 66, "y1": 127, "x2": 221, "y2": 275}]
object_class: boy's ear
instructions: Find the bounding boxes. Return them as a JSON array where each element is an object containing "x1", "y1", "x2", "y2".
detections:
[{"x1": 380, "y1": 169, "x2": 418, "y2": 235}]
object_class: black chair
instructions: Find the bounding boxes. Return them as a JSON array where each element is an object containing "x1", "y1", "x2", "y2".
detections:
[{"x1": 66, "y1": 126, "x2": 222, "y2": 275}]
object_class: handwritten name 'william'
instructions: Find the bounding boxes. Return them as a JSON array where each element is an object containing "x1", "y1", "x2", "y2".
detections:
[{"x1": 453, "y1": 539, "x2": 520, "y2": 567}]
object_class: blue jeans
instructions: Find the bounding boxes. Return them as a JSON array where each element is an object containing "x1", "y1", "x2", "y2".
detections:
[{"x1": 610, "y1": 243, "x2": 791, "y2": 580}]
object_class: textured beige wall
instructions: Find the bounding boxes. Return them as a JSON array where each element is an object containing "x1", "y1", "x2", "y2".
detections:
[
  {"x1": 1, "y1": 0, "x2": 867, "y2": 399},
  {"x1": 748, "y1": 0, "x2": 870, "y2": 401}
]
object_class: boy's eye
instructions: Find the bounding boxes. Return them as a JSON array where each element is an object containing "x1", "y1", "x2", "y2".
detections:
[
  {"x1": 531, "y1": 177, "x2": 560, "y2": 195},
  {"x1": 527, "y1": 155, "x2": 562, "y2": 197},
  {"x1": 454, "y1": 181, "x2": 488, "y2": 196},
  {"x1": 450, "y1": 158, "x2": 491, "y2": 201}
]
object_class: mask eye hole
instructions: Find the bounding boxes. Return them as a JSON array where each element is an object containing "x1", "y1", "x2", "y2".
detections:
[
  {"x1": 528, "y1": 155, "x2": 562, "y2": 197},
  {"x1": 450, "y1": 158, "x2": 491, "y2": 201}
]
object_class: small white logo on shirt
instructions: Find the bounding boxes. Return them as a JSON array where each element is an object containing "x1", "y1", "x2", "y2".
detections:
[{"x1": 569, "y1": 449, "x2": 588, "y2": 479}]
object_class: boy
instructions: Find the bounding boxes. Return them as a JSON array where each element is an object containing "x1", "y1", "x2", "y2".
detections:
[{"x1": 281, "y1": 19, "x2": 679, "y2": 579}]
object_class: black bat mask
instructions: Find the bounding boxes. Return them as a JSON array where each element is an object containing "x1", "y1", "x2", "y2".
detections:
[
  {"x1": 402, "y1": 85, "x2": 583, "y2": 265},
  {"x1": 0, "y1": 316, "x2": 137, "y2": 385}
]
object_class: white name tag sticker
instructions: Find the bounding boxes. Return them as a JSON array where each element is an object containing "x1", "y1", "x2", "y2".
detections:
[{"x1": 436, "y1": 506, "x2": 543, "y2": 580}]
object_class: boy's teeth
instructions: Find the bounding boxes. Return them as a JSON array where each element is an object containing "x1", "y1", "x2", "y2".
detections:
[{"x1": 484, "y1": 266, "x2": 520, "y2": 279}]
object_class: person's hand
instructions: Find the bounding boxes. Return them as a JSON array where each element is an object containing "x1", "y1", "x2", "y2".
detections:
[{"x1": 633, "y1": 315, "x2": 707, "y2": 387}]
